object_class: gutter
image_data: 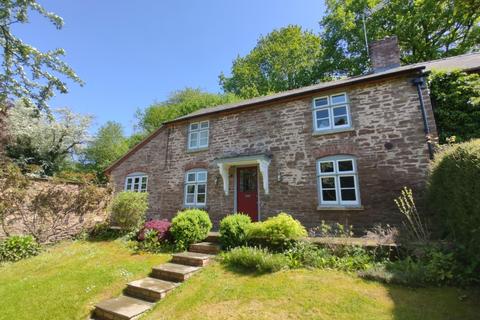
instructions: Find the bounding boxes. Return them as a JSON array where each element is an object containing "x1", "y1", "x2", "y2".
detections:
[{"x1": 412, "y1": 76, "x2": 434, "y2": 160}]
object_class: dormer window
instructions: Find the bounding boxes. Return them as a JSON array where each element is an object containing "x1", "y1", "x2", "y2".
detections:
[
  {"x1": 188, "y1": 121, "x2": 209, "y2": 150},
  {"x1": 313, "y1": 93, "x2": 351, "y2": 133}
]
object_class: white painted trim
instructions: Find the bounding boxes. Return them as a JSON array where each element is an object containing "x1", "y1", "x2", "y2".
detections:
[
  {"x1": 215, "y1": 155, "x2": 271, "y2": 195},
  {"x1": 124, "y1": 173, "x2": 148, "y2": 192},
  {"x1": 312, "y1": 92, "x2": 352, "y2": 133}
]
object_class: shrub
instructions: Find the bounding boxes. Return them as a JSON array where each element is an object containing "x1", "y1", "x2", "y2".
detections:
[
  {"x1": 247, "y1": 212, "x2": 307, "y2": 250},
  {"x1": 427, "y1": 139, "x2": 480, "y2": 258},
  {"x1": 359, "y1": 246, "x2": 463, "y2": 286},
  {"x1": 221, "y1": 246, "x2": 289, "y2": 273},
  {"x1": 110, "y1": 191, "x2": 148, "y2": 230},
  {"x1": 170, "y1": 209, "x2": 212, "y2": 250},
  {"x1": 138, "y1": 219, "x2": 171, "y2": 242},
  {"x1": 219, "y1": 213, "x2": 252, "y2": 250},
  {"x1": 0, "y1": 235, "x2": 41, "y2": 262}
]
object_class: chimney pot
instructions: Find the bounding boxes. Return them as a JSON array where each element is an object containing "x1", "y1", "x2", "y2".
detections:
[{"x1": 369, "y1": 36, "x2": 401, "y2": 73}]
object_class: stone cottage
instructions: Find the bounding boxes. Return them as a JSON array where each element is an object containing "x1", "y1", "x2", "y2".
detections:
[{"x1": 105, "y1": 37, "x2": 480, "y2": 230}]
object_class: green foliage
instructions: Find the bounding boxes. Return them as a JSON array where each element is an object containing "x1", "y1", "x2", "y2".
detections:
[
  {"x1": 285, "y1": 242, "x2": 375, "y2": 272},
  {"x1": 219, "y1": 213, "x2": 252, "y2": 250},
  {"x1": 220, "y1": 25, "x2": 326, "y2": 98},
  {"x1": 109, "y1": 192, "x2": 148, "y2": 231},
  {"x1": 428, "y1": 70, "x2": 480, "y2": 143},
  {"x1": 247, "y1": 213, "x2": 307, "y2": 250},
  {"x1": 0, "y1": 235, "x2": 40, "y2": 262},
  {"x1": 81, "y1": 121, "x2": 130, "y2": 181},
  {"x1": 220, "y1": 246, "x2": 290, "y2": 273},
  {"x1": 136, "y1": 88, "x2": 239, "y2": 133},
  {"x1": 0, "y1": 0, "x2": 83, "y2": 112},
  {"x1": 170, "y1": 209, "x2": 212, "y2": 250},
  {"x1": 320, "y1": 0, "x2": 480, "y2": 76},
  {"x1": 427, "y1": 139, "x2": 480, "y2": 260},
  {"x1": 359, "y1": 247, "x2": 464, "y2": 286}
]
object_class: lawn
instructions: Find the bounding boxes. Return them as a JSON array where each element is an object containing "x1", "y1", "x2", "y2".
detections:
[
  {"x1": 0, "y1": 240, "x2": 170, "y2": 320},
  {"x1": 1, "y1": 241, "x2": 478, "y2": 320},
  {"x1": 142, "y1": 263, "x2": 480, "y2": 320}
]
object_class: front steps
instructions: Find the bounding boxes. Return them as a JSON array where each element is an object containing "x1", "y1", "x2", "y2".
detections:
[
  {"x1": 189, "y1": 242, "x2": 221, "y2": 254},
  {"x1": 90, "y1": 234, "x2": 220, "y2": 320}
]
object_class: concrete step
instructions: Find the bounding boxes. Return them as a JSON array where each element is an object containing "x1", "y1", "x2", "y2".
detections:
[
  {"x1": 205, "y1": 232, "x2": 220, "y2": 243},
  {"x1": 189, "y1": 241, "x2": 221, "y2": 255},
  {"x1": 172, "y1": 251, "x2": 214, "y2": 267},
  {"x1": 151, "y1": 263, "x2": 200, "y2": 282},
  {"x1": 124, "y1": 277, "x2": 178, "y2": 302},
  {"x1": 93, "y1": 295, "x2": 153, "y2": 320}
]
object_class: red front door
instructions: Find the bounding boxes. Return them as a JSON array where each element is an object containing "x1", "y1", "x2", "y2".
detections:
[{"x1": 237, "y1": 167, "x2": 259, "y2": 222}]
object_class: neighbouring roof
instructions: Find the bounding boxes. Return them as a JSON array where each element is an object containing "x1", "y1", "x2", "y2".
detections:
[{"x1": 105, "y1": 52, "x2": 480, "y2": 174}]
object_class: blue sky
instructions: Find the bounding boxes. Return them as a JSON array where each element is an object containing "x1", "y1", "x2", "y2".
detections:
[{"x1": 14, "y1": 0, "x2": 325, "y2": 135}]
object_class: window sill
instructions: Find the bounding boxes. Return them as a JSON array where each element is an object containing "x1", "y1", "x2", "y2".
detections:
[
  {"x1": 183, "y1": 204, "x2": 207, "y2": 209},
  {"x1": 186, "y1": 147, "x2": 209, "y2": 154},
  {"x1": 312, "y1": 127, "x2": 355, "y2": 137},
  {"x1": 317, "y1": 205, "x2": 364, "y2": 211}
]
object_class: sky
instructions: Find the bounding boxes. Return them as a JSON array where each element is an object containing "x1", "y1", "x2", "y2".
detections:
[{"x1": 14, "y1": 0, "x2": 325, "y2": 135}]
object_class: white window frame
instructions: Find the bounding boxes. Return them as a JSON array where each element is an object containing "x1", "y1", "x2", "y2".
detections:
[
  {"x1": 312, "y1": 93, "x2": 352, "y2": 132},
  {"x1": 188, "y1": 121, "x2": 209, "y2": 150},
  {"x1": 316, "y1": 156, "x2": 360, "y2": 207},
  {"x1": 184, "y1": 169, "x2": 207, "y2": 207},
  {"x1": 124, "y1": 173, "x2": 148, "y2": 192}
]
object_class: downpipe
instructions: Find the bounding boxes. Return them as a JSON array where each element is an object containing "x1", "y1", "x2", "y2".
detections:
[{"x1": 412, "y1": 77, "x2": 434, "y2": 160}]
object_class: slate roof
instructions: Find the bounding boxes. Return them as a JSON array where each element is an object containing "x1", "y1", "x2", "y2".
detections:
[{"x1": 105, "y1": 52, "x2": 480, "y2": 174}]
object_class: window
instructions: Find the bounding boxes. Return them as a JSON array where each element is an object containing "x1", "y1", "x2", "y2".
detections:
[
  {"x1": 184, "y1": 170, "x2": 207, "y2": 206},
  {"x1": 317, "y1": 157, "x2": 360, "y2": 206},
  {"x1": 312, "y1": 93, "x2": 351, "y2": 132},
  {"x1": 125, "y1": 173, "x2": 148, "y2": 192},
  {"x1": 188, "y1": 121, "x2": 209, "y2": 150}
]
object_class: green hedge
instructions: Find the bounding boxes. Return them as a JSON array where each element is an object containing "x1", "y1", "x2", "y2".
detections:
[
  {"x1": 170, "y1": 209, "x2": 212, "y2": 250},
  {"x1": 219, "y1": 213, "x2": 252, "y2": 250},
  {"x1": 427, "y1": 139, "x2": 480, "y2": 259},
  {"x1": 247, "y1": 212, "x2": 307, "y2": 250},
  {"x1": 109, "y1": 191, "x2": 148, "y2": 230}
]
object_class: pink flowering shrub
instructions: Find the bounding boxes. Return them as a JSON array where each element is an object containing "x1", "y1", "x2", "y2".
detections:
[{"x1": 138, "y1": 219, "x2": 171, "y2": 242}]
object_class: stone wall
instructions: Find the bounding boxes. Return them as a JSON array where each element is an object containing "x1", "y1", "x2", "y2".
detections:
[
  {"x1": 110, "y1": 72, "x2": 437, "y2": 232},
  {"x1": 0, "y1": 179, "x2": 110, "y2": 243}
]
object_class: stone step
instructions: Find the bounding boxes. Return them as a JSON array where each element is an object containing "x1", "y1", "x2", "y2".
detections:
[
  {"x1": 171, "y1": 251, "x2": 214, "y2": 267},
  {"x1": 205, "y1": 232, "x2": 220, "y2": 243},
  {"x1": 189, "y1": 241, "x2": 221, "y2": 255},
  {"x1": 151, "y1": 263, "x2": 200, "y2": 282},
  {"x1": 93, "y1": 295, "x2": 153, "y2": 320},
  {"x1": 124, "y1": 277, "x2": 178, "y2": 302}
]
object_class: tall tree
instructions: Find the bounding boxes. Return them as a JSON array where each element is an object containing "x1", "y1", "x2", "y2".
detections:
[
  {"x1": 136, "y1": 87, "x2": 239, "y2": 133},
  {"x1": 6, "y1": 102, "x2": 91, "y2": 175},
  {"x1": 320, "y1": 0, "x2": 480, "y2": 76},
  {"x1": 0, "y1": 0, "x2": 83, "y2": 112},
  {"x1": 219, "y1": 25, "x2": 326, "y2": 98},
  {"x1": 82, "y1": 121, "x2": 129, "y2": 173}
]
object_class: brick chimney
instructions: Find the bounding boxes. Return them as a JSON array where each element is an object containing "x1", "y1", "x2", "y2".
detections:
[{"x1": 369, "y1": 36, "x2": 401, "y2": 73}]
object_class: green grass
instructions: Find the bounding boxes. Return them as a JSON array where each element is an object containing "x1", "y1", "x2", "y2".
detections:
[
  {"x1": 142, "y1": 263, "x2": 480, "y2": 320},
  {"x1": 0, "y1": 240, "x2": 170, "y2": 320}
]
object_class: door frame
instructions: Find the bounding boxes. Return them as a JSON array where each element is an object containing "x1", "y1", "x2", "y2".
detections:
[{"x1": 234, "y1": 165, "x2": 260, "y2": 221}]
